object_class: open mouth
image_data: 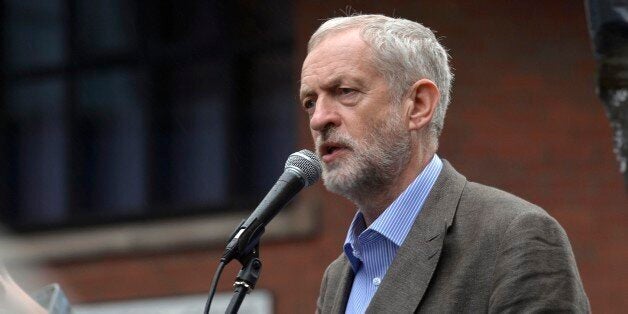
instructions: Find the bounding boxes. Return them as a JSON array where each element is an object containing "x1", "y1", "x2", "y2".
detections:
[
  {"x1": 326, "y1": 145, "x2": 340, "y2": 155},
  {"x1": 320, "y1": 142, "x2": 349, "y2": 162}
]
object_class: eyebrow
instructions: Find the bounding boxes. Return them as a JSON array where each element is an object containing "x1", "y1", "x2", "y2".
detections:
[
  {"x1": 300, "y1": 75, "x2": 365, "y2": 99},
  {"x1": 299, "y1": 85, "x2": 314, "y2": 100}
]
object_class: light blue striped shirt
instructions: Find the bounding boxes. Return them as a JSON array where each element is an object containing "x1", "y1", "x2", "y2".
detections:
[{"x1": 344, "y1": 155, "x2": 443, "y2": 314}]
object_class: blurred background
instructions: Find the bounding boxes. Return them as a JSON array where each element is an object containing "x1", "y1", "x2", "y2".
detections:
[{"x1": 0, "y1": 0, "x2": 626, "y2": 313}]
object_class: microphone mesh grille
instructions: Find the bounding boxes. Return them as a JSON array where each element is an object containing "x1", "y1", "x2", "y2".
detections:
[{"x1": 285, "y1": 149, "x2": 322, "y2": 187}]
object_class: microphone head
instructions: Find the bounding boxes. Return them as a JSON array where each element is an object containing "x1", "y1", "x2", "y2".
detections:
[{"x1": 285, "y1": 149, "x2": 322, "y2": 187}]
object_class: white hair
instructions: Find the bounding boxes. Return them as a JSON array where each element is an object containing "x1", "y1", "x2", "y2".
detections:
[{"x1": 308, "y1": 14, "x2": 453, "y2": 149}]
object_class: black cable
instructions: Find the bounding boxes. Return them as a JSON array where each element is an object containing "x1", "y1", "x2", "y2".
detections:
[
  {"x1": 203, "y1": 260, "x2": 226, "y2": 314},
  {"x1": 225, "y1": 286, "x2": 248, "y2": 314}
]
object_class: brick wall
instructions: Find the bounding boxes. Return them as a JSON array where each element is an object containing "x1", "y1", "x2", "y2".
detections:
[{"x1": 38, "y1": 1, "x2": 627, "y2": 313}]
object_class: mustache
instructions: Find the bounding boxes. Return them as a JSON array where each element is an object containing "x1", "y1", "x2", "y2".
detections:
[{"x1": 315, "y1": 128, "x2": 356, "y2": 152}]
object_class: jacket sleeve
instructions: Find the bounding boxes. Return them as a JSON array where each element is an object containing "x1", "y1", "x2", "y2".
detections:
[{"x1": 488, "y1": 210, "x2": 590, "y2": 313}]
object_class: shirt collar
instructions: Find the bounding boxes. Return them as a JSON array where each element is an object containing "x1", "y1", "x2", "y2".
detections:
[
  {"x1": 343, "y1": 155, "x2": 443, "y2": 269},
  {"x1": 343, "y1": 210, "x2": 365, "y2": 270}
]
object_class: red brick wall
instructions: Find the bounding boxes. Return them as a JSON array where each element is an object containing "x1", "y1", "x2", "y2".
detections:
[{"x1": 40, "y1": 1, "x2": 627, "y2": 313}]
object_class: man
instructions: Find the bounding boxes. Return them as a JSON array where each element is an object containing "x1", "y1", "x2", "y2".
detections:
[{"x1": 300, "y1": 15, "x2": 590, "y2": 313}]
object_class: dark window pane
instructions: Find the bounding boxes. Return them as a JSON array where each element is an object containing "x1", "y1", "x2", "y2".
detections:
[
  {"x1": 6, "y1": 78, "x2": 68, "y2": 224},
  {"x1": 169, "y1": 62, "x2": 230, "y2": 209},
  {"x1": 145, "y1": 0, "x2": 227, "y2": 45},
  {"x1": 247, "y1": 53, "x2": 296, "y2": 192},
  {"x1": 4, "y1": 0, "x2": 67, "y2": 70},
  {"x1": 0, "y1": 0, "x2": 295, "y2": 231},
  {"x1": 75, "y1": 69, "x2": 147, "y2": 216},
  {"x1": 75, "y1": 0, "x2": 137, "y2": 56}
]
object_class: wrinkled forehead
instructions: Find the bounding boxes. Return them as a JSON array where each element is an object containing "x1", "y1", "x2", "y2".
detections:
[
  {"x1": 305, "y1": 29, "x2": 367, "y2": 60},
  {"x1": 300, "y1": 31, "x2": 378, "y2": 93},
  {"x1": 301, "y1": 29, "x2": 375, "y2": 75}
]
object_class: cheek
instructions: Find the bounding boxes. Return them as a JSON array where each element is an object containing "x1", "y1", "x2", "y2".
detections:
[
  {"x1": 353, "y1": 110, "x2": 391, "y2": 140},
  {"x1": 344, "y1": 117, "x2": 371, "y2": 141}
]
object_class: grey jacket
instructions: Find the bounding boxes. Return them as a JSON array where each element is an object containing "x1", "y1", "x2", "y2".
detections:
[{"x1": 316, "y1": 161, "x2": 590, "y2": 313}]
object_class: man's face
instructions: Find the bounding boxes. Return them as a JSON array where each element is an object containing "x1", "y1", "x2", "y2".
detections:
[{"x1": 300, "y1": 30, "x2": 411, "y2": 199}]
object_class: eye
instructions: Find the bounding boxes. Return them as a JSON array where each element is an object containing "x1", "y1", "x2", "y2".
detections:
[
  {"x1": 339, "y1": 87, "x2": 354, "y2": 95},
  {"x1": 303, "y1": 98, "x2": 316, "y2": 110}
]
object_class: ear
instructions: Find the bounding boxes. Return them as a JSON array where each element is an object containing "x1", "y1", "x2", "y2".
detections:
[{"x1": 404, "y1": 79, "x2": 440, "y2": 131}]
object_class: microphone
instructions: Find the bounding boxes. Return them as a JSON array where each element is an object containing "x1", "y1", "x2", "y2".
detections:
[{"x1": 221, "y1": 149, "x2": 321, "y2": 264}]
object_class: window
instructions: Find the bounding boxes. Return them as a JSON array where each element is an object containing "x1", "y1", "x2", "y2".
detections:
[{"x1": 0, "y1": 0, "x2": 296, "y2": 232}]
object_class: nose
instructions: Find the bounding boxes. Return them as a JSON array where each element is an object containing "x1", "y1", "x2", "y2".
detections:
[{"x1": 309, "y1": 96, "x2": 341, "y2": 132}]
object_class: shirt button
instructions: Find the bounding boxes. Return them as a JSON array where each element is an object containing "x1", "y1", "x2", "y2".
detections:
[
  {"x1": 352, "y1": 249, "x2": 360, "y2": 257},
  {"x1": 372, "y1": 277, "x2": 381, "y2": 286}
]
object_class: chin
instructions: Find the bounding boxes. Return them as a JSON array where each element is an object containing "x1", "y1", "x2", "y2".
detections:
[{"x1": 322, "y1": 168, "x2": 360, "y2": 195}]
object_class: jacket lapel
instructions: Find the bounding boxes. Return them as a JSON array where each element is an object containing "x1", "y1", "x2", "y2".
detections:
[
  {"x1": 366, "y1": 161, "x2": 466, "y2": 313},
  {"x1": 330, "y1": 258, "x2": 354, "y2": 313}
]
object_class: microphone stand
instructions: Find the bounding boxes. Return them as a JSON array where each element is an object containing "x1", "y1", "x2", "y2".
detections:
[
  {"x1": 206, "y1": 150, "x2": 320, "y2": 313},
  {"x1": 225, "y1": 245, "x2": 262, "y2": 314}
]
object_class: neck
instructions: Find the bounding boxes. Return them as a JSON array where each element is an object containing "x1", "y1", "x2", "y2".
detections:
[{"x1": 353, "y1": 151, "x2": 434, "y2": 225}]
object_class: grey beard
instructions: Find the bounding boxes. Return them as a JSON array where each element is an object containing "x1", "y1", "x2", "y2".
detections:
[{"x1": 317, "y1": 111, "x2": 412, "y2": 205}]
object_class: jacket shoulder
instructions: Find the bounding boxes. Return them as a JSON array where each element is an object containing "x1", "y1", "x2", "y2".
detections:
[
  {"x1": 461, "y1": 181, "x2": 548, "y2": 219},
  {"x1": 454, "y1": 181, "x2": 590, "y2": 312}
]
